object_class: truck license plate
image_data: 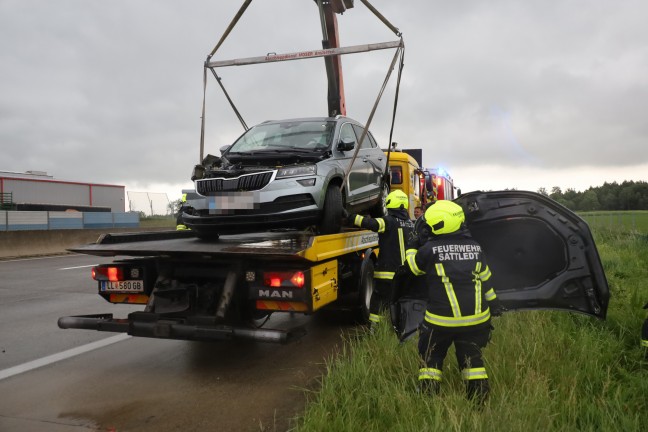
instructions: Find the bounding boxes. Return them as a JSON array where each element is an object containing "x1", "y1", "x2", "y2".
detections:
[{"x1": 100, "y1": 280, "x2": 144, "y2": 292}]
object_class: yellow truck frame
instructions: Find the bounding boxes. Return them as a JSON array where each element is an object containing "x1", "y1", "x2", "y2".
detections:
[{"x1": 59, "y1": 229, "x2": 380, "y2": 343}]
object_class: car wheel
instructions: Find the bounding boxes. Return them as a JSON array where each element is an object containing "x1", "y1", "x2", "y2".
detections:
[
  {"x1": 370, "y1": 181, "x2": 390, "y2": 217},
  {"x1": 319, "y1": 185, "x2": 343, "y2": 234}
]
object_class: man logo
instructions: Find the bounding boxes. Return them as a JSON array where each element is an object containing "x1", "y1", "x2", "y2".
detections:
[{"x1": 259, "y1": 289, "x2": 294, "y2": 299}]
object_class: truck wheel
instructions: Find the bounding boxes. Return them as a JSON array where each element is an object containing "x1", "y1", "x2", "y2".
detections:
[
  {"x1": 355, "y1": 257, "x2": 374, "y2": 324},
  {"x1": 370, "y1": 181, "x2": 389, "y2": 218},
  {"x1": 319, "y1": 185, "x2": 343, "y2": 234}
]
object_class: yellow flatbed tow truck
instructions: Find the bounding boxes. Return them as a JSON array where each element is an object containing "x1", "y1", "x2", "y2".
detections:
[{"x1": 58, "y1": 228, "x2": 379, "y2": 343}]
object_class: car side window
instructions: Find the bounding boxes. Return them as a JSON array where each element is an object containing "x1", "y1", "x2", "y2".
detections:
[
  {"x1": 352, "y1": 124, "x2": 373, "y2": 149},
  {"x1": 339, "y1": 123, "x2": 357, "y2": 147},
  {"x1": 366, "y1": 131, "x2": 379, "y2": 149}
]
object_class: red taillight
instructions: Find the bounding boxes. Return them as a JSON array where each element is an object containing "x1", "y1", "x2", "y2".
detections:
[
  {"x1": 290, "y1": 271, "x2": 305, "y2": 288},
  {"x1": 92, "y1": 266, "x2": 124, "y2": 282},
  {"x1": 263, "y1": 271, "x2": 305, "y2": 288}
]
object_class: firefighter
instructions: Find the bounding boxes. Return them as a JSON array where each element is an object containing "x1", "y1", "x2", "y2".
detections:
[
  {"x1": 642, "y1": 302, "x2": 648, "y2": 359},
  {"x1": 176, "y1": 194, "x2": 189, "y2": 231},
  {"x1": 404, "y1": 200, "x2": 505, "y2": 404},
  {"x1": 345, "y1": 190, "x2": 415, "y2": 326}
]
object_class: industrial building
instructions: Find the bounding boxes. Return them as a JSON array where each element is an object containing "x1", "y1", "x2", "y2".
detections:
[{"x1": 0, "y1": 170, "x2": 125, "y2": 212}]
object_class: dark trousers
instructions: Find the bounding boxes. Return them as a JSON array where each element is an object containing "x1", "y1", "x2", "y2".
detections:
[
  {"x1": 370, "y1": 279, "x2": 393, "y2": 320},
  {"x1": 418, "y1": 322, "x2": 491, "y2": 402}
]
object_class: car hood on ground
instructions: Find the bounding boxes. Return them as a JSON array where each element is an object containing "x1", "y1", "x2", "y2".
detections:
[{"x1": 455, "y1": 190, "x2": 609, "y2": 319}]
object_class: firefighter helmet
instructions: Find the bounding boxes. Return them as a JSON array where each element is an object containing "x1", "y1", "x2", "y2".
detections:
[
  {"x1": 385, "y1": 190, "x2": 409, "y2": 209},
  {"x1": 424, "y1": 200, "x2": 465, "y2": 235}
]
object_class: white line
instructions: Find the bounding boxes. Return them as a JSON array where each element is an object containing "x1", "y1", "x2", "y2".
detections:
[
  {"x1": 0, "y1": 334, "x2": 131, "y2": 381},
  {"x1": 59, "y1": 264, "x2": 97, "y2": 270},
  {"x1": 0, "y1": 254, "x2": 83, "y2": 264}
]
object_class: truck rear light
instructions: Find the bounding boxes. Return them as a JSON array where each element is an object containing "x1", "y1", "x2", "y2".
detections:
[
  {"x1": 263, "y1": 271, "x2": 305, "y2": 288},
  {"x1": 92, "y1": 266, "x2": 124, "y2": 282}
]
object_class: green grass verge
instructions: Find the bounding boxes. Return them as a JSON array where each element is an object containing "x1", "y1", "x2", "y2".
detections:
[
  {"x1": 293, "y1": 227, "x2": 648, "y2": 432},
  {"x1": 139, "y1": 216, "x2": 175, "y2": 228}
]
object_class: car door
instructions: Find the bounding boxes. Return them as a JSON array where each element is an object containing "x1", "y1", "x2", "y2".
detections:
[
  {"x1": 455, "y1": 190, "x2": 609, "y2": 319},
  {"x1": 337, "y1": 122, "x2": 368, "y2": 203},
  {"x1": 351, "y1": 124, "x2": 386, "y2": 194}
]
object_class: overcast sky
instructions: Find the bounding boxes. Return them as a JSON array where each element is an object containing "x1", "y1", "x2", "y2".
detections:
[{"x1": 1, "y1": 0, "x2": 646, "y2": 203}]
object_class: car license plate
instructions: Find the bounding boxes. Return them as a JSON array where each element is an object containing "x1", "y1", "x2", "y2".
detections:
[
  {"x1": 208, "y1": 192, "x2": 259, "y2": 212},
  {"x1": 100, "y1": 280, "x2": 144, "y2": 292}
]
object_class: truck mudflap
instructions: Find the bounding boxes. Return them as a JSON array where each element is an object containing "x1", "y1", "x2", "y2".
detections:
[{"x1": 57, "y1": 312, "x2": 306, "y2": 344}]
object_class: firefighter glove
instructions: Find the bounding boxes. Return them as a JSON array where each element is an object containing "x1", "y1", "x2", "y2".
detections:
[{"x1": 489, "y1": 298, "x2": 507, "y2": 317}]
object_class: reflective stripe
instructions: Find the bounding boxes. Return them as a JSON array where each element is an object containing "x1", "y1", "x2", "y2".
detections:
[
  {"x1": 377, "y1": 218, "x2": 386, "y2": 233},
  {"x1": 485, "y1": 288, "x2": 496, "y2": 301},
  {"x1": 641, "y1": 339, "x2": 648, "y2": 348},
  {"x1": 369, "y1": 313, "x2": 382, "y2": 323},
  {"x1": 374, "y1": 271, "x2": 395, "y2": 279},
  {"x1": 425, "y1": 308, "x2": 491, "y2": 327},
  {"x1": 436, "y1": 264, "x2": 461, "y2": 317},
  {"x1": 406, "y1": 249, "x2": 425, "y2": 276},
  {"x1": 479, "y1": 266, "x2": 492, "y2": 282},
  {"x1": 419, "y1": 367, "x2": 443, "y2": 381},
  {"x1": 474, "y1": 262, "x2": 482, "y2": 314},
  {"x1": 354, "y1": 215, "x2": 364, "y2": 226},
  {"x1": 462, "y1": 367, "x2": 488, "y2": 380},
  {"x1": 398, "y1": 228, "x2": 405, "y2": 265}
]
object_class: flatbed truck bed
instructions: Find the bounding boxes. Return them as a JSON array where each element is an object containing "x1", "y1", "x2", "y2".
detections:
[{"x1": 59, "y1": 229, "x2": 380, "y2": 343}]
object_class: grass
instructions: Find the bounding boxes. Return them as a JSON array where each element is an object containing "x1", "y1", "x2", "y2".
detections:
[
  {"x1": 292, "y1": 224, "x2": 648, "y2": 432},
  {"x1": 139, "y1": 216, "x2": 175, "y2": 228},
  {"x1": 579, "y1": 210, "x2": 648, "y2": 234}
]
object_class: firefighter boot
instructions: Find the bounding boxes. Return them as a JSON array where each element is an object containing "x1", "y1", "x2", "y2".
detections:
[
  {"x1": 419, "y1": 379, "x2": 440, "y2": 396},
  {"x1": 466, "y1": 379, "x2": 490, "y2": 406}
]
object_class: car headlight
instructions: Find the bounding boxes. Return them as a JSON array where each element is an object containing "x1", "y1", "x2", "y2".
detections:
[{"x1": 276, "y1": 165, "x2": 317, "y2": 178}]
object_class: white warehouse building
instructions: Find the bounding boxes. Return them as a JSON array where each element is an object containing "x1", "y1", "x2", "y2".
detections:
[{"x1": 0, "y1": 170, "x2": 126, "y2": 212}]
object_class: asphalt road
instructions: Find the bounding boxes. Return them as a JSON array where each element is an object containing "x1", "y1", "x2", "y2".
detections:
[{"x1": 0, "y1": 254, "x2": 355, "y2": 431}]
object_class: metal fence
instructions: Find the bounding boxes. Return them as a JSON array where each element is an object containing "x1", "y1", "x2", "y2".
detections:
[
  {"x1": 580, "y1": 212, "x2": 646, "y2": 233},
  {"x1": 0, "y1": 211, "x2": 139, "y2": 231}
]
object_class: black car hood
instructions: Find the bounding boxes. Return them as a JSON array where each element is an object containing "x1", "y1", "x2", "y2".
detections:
[{"x1": 455, "y1": 190, "x2": 609, "y2": 319}]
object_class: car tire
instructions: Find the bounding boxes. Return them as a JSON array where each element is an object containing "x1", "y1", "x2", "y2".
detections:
[
  {"x1": 370, "y1": 180, "x2": 390, "y2": 218},
  {"x1": 355, "y1": 257, "x2": 374, "y2": 324},
  {"x1": 319, "y1": 185, "x2": 343, "y2": 235}
]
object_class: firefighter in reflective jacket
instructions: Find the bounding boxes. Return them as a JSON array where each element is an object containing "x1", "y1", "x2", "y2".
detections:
[
  {"x1": 347, "y1": 190, "x2": 415, "y2": 326},
  {"x1": 176, "y1": 194, "x2": 189, "y2": 231},
  {"x1": 405, "y1": 200, "x2": 504, "y2": 403}
]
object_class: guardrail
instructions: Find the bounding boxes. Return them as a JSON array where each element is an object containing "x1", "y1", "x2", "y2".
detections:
[{"x1": 0, "y1": 211, "x2": 139, "y2": 231}]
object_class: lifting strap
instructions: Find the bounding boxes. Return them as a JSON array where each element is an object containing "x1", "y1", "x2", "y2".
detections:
[{"x1": 340, "y1": 38, "x2": 405, "y2": 192}]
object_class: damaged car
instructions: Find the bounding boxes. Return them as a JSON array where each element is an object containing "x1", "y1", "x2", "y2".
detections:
[{"x1": 183, "y1": 116, "x2": 389, "y2": 238}]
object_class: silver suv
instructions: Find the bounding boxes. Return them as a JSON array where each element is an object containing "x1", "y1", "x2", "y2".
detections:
[{"x1": 183, "y1": 116, "x2": 389, "y2": 237}]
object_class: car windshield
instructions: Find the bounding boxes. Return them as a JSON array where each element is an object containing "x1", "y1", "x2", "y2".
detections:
[{"x1": 228, "y1": 121, "x2": 335, "y2": 154}]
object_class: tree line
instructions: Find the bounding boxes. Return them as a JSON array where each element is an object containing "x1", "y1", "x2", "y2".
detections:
[{"x1": 536, "y1": 180, "x2": 648, "y2": 211}]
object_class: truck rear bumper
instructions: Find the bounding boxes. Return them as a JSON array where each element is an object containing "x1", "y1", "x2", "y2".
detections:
[{"x1": 58, "y1": 313, "x2": 305, "y2": 344}]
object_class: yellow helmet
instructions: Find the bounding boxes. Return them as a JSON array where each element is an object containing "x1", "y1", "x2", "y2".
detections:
[
  {"x1": 385, "y1": 190, "x2": 409, "y2": 209},
  {"x1": 424, "y1": 200, "x2": 465, "y2": 234}
]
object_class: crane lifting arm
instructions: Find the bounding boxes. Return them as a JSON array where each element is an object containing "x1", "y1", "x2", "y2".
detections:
[{"x1": 316, "y1": 0, "x2": 348, "y2": 117}]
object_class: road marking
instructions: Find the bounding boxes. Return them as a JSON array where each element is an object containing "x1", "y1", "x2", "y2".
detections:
[
  {"x1": 59, "y1": 264, "x2": 97, "y2": 270},
  {"x1": 0, "y1": 253, "x2": 86, "y2": 264},
  {"x1": 0, "y1": 334, "x2": 131, "y2": 381}
]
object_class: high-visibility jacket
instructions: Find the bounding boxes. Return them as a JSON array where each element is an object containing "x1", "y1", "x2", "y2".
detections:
[
  {"x1": 406, "y1": 227, "x2": 496, "y2": 330},
  {"x1": 352, "y1": 208, "x2": 414, "y2": 280}
]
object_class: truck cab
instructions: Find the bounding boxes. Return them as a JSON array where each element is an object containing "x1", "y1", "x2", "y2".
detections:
[{"x1": 386, "y1": 150, "x2": 426, "y2": 219}]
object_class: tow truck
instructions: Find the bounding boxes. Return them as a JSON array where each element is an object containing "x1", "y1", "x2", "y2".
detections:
[
  {"x1": 58, "y1": 1, "x2": 609, "y2": 344},
  {"x1": 59, "y1": 0, "x2": 407, "y2": 343}
]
